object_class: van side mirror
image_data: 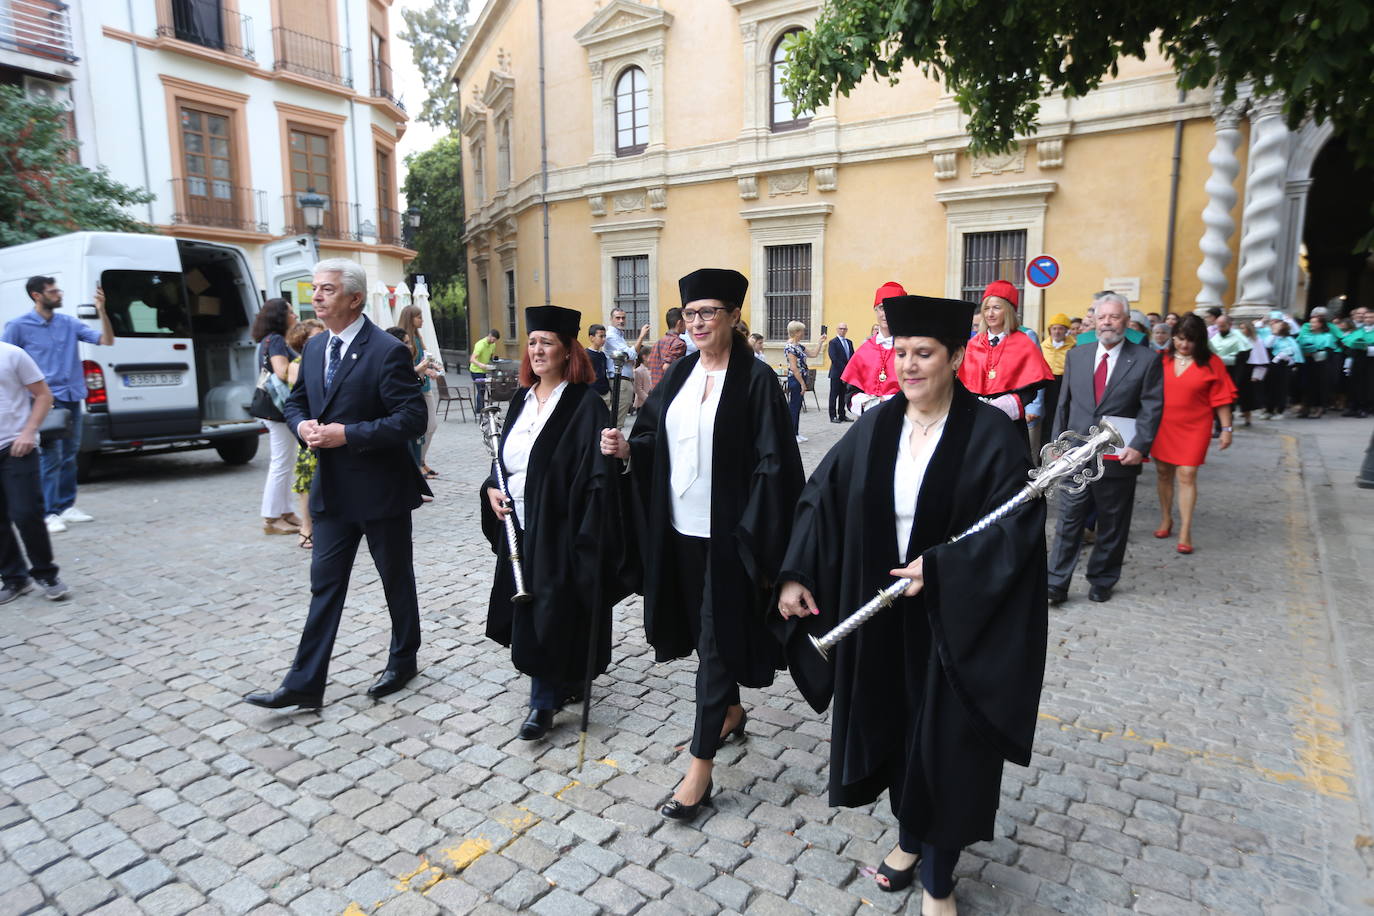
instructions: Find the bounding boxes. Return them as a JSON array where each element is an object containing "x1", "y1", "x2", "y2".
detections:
[{"x1": 77, "y1": 304, "x2": 98, "y2": 319}]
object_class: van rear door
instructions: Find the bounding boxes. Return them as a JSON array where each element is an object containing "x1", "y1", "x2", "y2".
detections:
[{"x1": 262, "y1": 235, "x2": 318, "y2": 317}]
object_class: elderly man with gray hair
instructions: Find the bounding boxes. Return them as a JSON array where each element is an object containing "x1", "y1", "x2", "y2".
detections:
[
  {"x1": 1074, "y1": 292, "x2": 1147, "y2": 347},
  {"x1": 243, "y1": 258, "x2": 431, "y2": 710}
]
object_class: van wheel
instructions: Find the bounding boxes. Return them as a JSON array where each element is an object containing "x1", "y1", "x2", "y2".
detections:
[
  {"x1": 76, "y1": 452, "x2": 95, "y2": 483},
  {"x1": 215, "y1": 437, "x2": 260, "y2": 465}
]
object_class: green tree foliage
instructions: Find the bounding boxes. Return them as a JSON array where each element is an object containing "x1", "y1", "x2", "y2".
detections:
[
  {"x1": 399, "y1": 0, "x2": 471, "y2": 132},
  {"x1": 403, "y1": 135, "x2": 465, "y2": 299},
  {"x1": 783, "y1": 0, "x2": 1374, "y2": 158},
  {"x1": 0, "y1": 86, "x2": 154, "y2": 245}
]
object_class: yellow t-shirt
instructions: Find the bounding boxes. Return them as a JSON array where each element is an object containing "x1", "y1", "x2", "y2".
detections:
[{"x1": 470, "y1": 337, "x2": 497, "y2": 374}]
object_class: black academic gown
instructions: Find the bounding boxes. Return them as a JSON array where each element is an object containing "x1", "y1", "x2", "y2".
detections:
[
  {"x1": 480, "y1": 383, "x2": 624, "y2": 684},
  {"x1": 776, "y1": 383, "x2": 1047, "y2": 849},
  {"x1": 626, "y1": 334, "x2": 804, "y2": 688}
]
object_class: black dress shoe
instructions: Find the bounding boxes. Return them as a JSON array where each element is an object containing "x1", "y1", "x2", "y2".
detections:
[
  {"x1": 242, "y1": 687, "x2": 323, "y2": 709},
  {"x1": 1047, "y1": 586, "x2": 1068, "y2": 606},
  {"x1": 660, "y1": 779, "x2": 712, "y2": 821},
  {"x1": 367, "y1": 667, "x2": 418, "y2": 699},
  {"x1": 1089, "y1": 585, "x2": 1113, "y2": 602},
  {"x1": 519, "y1": 708, "x2": 554, "y2": 741}
]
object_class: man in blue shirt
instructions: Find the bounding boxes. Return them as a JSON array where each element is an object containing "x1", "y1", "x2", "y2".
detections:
[
  {"x1": 604, "y1": 308, "x2": 648, "y2": 428},
  {"x1": 3, "y1": 276, "x2": 113, "y2": 534}
]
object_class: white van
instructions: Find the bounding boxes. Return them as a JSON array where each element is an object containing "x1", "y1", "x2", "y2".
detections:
[{"x1": 0, "y1": 231, "x2": 317, "y2": 477}]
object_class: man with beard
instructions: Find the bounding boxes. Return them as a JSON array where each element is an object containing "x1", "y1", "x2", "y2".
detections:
[
  {"x1": 3, "y1": 277, "x2": 113, "y2": 534},
  {"x1": 1047, "y1": 295, "x2": 1162, "y2": 605}
]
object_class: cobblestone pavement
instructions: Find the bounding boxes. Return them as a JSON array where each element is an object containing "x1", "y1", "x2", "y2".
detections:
[{"x1": 3, "y1": 382, "x2": 1374, "y2": 915}]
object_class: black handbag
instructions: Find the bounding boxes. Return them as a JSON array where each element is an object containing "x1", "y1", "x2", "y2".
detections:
[
  {"x1": 250, "y1": 373, "x2": 286, "y2": 422},
  {"x1": 38, "y1": 406, "x2": 72, "y2": 444}
]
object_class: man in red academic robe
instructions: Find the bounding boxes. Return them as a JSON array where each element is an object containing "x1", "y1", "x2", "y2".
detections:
[{"x1": 840, "y1": 281, "x2": 906, "y2": 416}]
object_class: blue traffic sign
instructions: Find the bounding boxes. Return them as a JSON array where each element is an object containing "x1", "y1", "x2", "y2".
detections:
[{"x1": 1027, "y1": 255, "x2": 1059, "y2": 288}]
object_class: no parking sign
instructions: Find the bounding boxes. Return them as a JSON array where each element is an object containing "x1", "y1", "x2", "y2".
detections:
[{"x1": 1027, "y1": 255, "x2": 1059, "y2": 288}]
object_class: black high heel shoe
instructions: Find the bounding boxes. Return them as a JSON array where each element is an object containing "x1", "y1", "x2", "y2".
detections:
[
  {"x1": 873, "y1": 855, "x2": 919, "y2": 893},
  {"x1": 659, "y1": 779, "x2": 713, "y2": 821},
  {"x1": 723, "y1": 709, "x2": 748, "y2": 743}
]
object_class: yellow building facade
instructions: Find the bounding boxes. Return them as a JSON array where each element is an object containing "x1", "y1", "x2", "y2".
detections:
[{"x1": 454, "y1": 0, "x2": 1353, "y2": 362}]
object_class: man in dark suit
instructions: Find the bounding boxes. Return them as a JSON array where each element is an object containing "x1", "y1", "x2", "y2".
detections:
[
  {"x1": 244, "y1": 259, "x2": 430, "y2": 709},
  {"x1": 826, "y1": 322, "x2": 854, "y2": 422},
  {"x1": 1048, "y1": 293, "x2": 1162, "y2": 604}
]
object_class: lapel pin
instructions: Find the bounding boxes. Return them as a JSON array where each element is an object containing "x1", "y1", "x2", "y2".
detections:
[{"x1": 352, "y1": 353, "x2": 358, "y2": 359}]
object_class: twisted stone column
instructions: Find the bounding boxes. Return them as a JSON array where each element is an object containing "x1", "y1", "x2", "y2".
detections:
[
  {"x1": 1236, "y1": 95, "x2": 1291, "y2": 309},
  {"x1": 1195, "y1": 101, "x2": 1245, "y2": 310}
]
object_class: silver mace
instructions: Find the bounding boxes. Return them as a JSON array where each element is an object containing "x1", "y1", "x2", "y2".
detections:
[{"x1": 808, "y1": 419, "x2": 1125, "y2": 660}]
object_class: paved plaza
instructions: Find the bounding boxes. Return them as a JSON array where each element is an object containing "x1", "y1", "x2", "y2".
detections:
[{"x1": 3, "y1": 381, "x2": 1374, "y2": 915}]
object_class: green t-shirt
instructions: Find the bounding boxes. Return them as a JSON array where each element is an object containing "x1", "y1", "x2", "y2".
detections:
[{"x1": 470, "y1": 337, "x2": 497, "y2": 374}]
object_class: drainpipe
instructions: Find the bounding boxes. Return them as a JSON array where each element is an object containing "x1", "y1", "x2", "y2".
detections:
[
  {"x1": 537, "y1": 0, "x2": 551, "y2": 305},
  {"x1": 343, "y1": 2, "x2": 362, "y2": 237},
  {"x1": 125, "y1": 0, "x2": 155, "y2": 222},
  {"x1": 1161, "y1": 90, "x2": 1186, "y2": 314}
]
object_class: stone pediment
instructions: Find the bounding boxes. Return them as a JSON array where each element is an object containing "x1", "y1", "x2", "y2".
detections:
[
  {"x1": 482, "y1": 69, "x2": 514, "y2": 113},
  {"x1": 460, "y1": 101, "x2": 488, "y2": 138},
  {"x1": 575, "y1": 0, "x2": 673, "y2": 55}
]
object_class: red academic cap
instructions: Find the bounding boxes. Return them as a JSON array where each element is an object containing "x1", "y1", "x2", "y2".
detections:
[
  {"x1": 874, "y1": 281, "x2": 907, "y2": 306},
  {"x1": 982, "y1": 279, "x2": 1019, "y2": 307}
]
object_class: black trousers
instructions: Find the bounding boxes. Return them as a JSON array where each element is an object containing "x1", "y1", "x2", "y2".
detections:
[
  {"x1": 1226, "y1": 362, "x2": 1250, "y2": 411},
  {"x1": 1264, "y1": 363, "x2": 1293, "y2": 413},
  {"x1": 0, "y1": 446, "x2": 57, "y2": 587},
  {"x1": 1348, "y1": 352, "x2": 1372, "y2": 412},
  {"x1": 1048, "y1": 474, "x2": 1137, "y2": 591},
  {"x1": 828, "y1": 376, "x2": 849, "y2": 420},
  {"x1": 897, "y1": 826, "x2": 959, "y2": 899},
  {"x1": 282, "y1": 512, "x2": 421, "y2": 696},
  {"x1": 674, "y1": 531, "x2": 739, "y2": 760}
]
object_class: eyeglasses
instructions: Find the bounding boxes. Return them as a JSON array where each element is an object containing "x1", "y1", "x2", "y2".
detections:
[{"x1": 682, "y1": 306, "x2": 724, "y2": 322}]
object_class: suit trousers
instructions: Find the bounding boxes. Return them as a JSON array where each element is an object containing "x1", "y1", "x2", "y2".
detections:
[
  {"x1": 1048, "y1": 473, "x2": 1138, "y2": 591},
  {"x1": 0, "y1": 446, "x2": 57, "y2": 587},
  {"x1": 282, "y1": 511, "x2": 421, "y2": 695},
  {"x1": 675, "y1": 531, "x2": 740, "y2": 760},
  {"x1": 828, "y1": 376, "x2": 849, "y2": 421}
]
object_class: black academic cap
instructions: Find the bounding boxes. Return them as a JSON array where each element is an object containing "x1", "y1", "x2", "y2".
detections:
[
  {"x1": 525, "y1": 305, "x2": 581, "y2": 338},
  {"x1": 679, "y1": 268, "x2": 748, "y2": 307},
  {"x1": 883, "y1": 295, "x2": 977, "y2": 342}
]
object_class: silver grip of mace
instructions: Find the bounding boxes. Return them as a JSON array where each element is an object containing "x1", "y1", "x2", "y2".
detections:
[
  {"x1": 479, "y1": 379, "x2": 533, "y2": 604},
  {"x1": 808, "y1": 419, "x2": 1125, "y2": 660}
]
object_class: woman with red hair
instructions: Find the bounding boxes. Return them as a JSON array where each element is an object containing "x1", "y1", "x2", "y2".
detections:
[
  {"x1": 480, "y1": 305, "x2": 621, "y2": 742},
  {"x1": 957, "y1": 280, "x2": 1054, "y2": 443}
]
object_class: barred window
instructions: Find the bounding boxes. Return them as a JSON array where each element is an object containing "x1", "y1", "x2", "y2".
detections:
[
  {"x1": 961, "y1": 230, "x2": 1026, "y2": 305},
  {"x1": 505, "y1": 269, "x2": 517, "y2": 338},
  {"x1": 613, "y1": 255, "x2": 650, "y2": 331},
  {"x1": 765, "y1": 243, "x2": 812, "y2": 340}
]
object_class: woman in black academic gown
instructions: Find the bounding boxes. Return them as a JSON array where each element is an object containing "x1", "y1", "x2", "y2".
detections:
[
  {"x1": 776, "y1": 295, "x2": 1048, "y2": 915},
  {"x1": 601, "y1": 268, "x2": 804, "y2": 821},
  {"x1": 481, "y1": 306, "x2": 622, "y2": 741}
]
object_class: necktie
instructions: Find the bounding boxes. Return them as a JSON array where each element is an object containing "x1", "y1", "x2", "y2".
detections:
[
  {"x1": 844, "y1": 339, "x2": 852, "y2": 358},
  {"x1": 1094, "y1": 353, "x2": 1109, "y2": 403},
  {"x1": 989, "y1": 335, "x2": 1000, "y2": 347},
  {"x1": 326, "y1": 336, "x2": 343, "y2": 389}
]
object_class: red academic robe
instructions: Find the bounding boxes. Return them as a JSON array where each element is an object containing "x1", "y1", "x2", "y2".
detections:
[
  {"x1": 958, "y1": 330, "x2": 1054, "y2": 413},
  {"x1": 841, "y1": 338, "x2": 900, "y2": 398}
]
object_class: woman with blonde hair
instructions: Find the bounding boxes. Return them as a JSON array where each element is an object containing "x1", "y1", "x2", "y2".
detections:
[
  {"x1": 956, "y1": 280, "x2": 1053, "y2": 443},
  {"x1": 784, "y1": 320, "x2": 826, "y2": 443}
]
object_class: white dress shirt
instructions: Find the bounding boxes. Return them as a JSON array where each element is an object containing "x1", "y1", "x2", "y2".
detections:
[
  {"x1": 893, "y1": 413, "x2": 945, "y2": 559},
  {"x1": 1094, "y1": 340, "x2": 1125, "y2": 391},
  {"x1": 603, "y1": 325, "x2": 636, "y2": 379},
  {"x1": 324, "y1": 312, "x2": 367, "y2": 374},
  {"x1": 501, "y1": 381, "x2": 568, "y2": 526},
  {"x1": 664, "y1": 362, "x2": 725, "y2": 537}
]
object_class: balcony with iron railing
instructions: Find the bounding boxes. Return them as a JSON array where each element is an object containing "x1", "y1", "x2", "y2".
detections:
[
  {"x1": 155, "y1": 0, "x2": 255, "y2": 62},
  {"x1": 0, "y1": 0, "x2": 77, "y2": 63},
  {"x1": 272, "y1": 27, "x2": 352, "y2": 89},
  {"x1": 370, "y1": 59, "x2": 405, "y2": 112},
  {"x1": 170, "y1": 179, "x2": 268, "y2": 234},
  {"x1": 376, "y1": 207, "x2": 408, "y2": 247},
  {"x1": 281, "y1": 194, "x2": 354, "y2": 241}
]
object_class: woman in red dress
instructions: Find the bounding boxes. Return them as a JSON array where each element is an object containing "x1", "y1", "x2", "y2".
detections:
[
  {"x1": 1152, "y1": 314, "x2": 1236, "y2": 554},
  {"x1": 956, "y1": 280, "x2": 1053, "y2": 444}
]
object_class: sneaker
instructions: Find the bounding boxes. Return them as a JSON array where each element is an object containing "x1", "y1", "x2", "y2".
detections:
[
  {"x1": 795, "y1": 435, "x2": 808, "y2": 444},
  {"x1": 0, "y1": 580, "x2": 33, "y2": 604},
  {"x1": 35, "y1": 578, "x2": 69, "y2": 601},
  {"x1": 45, "y1": 514, "x2": 67, "y2": 534},
  {"x1": 59, "y1": 507, "x2": 94, "y2": 523}
]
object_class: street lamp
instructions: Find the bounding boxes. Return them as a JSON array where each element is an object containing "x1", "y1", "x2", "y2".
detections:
[
  {"x1": 298, "y1": 187, "x2": 327, "y2": 238},
  {"x1": 406, "y1": 206, "x2": 421, "y2": 229}
]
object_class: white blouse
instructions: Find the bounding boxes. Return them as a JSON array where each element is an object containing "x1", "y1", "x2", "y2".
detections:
[
  {"x1": 501, "y1": 381, "x2": 568, "y2": 526},
  {"x1": 664, "y1": 362, "x2": 726, "y2": 537},
  {"x1": 893, "y1": 413, "x2": 945, "y2": 560}
]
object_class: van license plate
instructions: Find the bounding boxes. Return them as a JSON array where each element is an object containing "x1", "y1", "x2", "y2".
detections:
[{"x1": 124, "y1": 372, "x2": 182, "y2": 388}]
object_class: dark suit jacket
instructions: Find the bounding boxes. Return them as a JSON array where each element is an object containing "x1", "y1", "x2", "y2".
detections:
[
  {"x1": 1052, "y1": 339, "x2": 1163, "y2": 478},
  {"x1": 827, "y1": 335, "x2": 855, "y2": 379},
  {"x1": 284, "y1": 316, "x2": 430, "y2": 521}
]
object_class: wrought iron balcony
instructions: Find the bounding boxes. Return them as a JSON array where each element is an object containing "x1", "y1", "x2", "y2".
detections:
[
  {"x1": 0, "y1": 0, "x2": 77, "y2": 63},
  {"x1": 170, "y1": 179, "x2": 268, "y2": 233},
  {"x1": 282, "y1": 194, "x2": 354, "y2": 241},
  {"x1": 376, "y1": 207, "x2": 407, "y2": 247},
  {"x1": 370, "y1": 59, "x2": 405, "y2": 111},
  {"x1": 272, "y1": 27, "x2": 352, "y2": 89},
  {"x1": 155, "y1": 0, "x2": 255, "y2": 61}
]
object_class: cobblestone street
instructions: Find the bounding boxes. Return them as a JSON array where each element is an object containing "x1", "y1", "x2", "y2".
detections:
[{"x1": 3, "y1": 387, "x2": 1373, "y2": 915}]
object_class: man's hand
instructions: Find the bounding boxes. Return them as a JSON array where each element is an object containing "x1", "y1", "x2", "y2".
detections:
[
  {"x1": 777, "y1": 580, "x2": 819, "y2": 619},
  {"x1": 305, "y1": 422, "x2": 347, "y2": 449},
  {"x1": 1118, "y1": 446, "x2": 1144, "y2": 466},
  {"x1": 888, "y1": 556, "x2": 925, "y2": 598},
  {"x1": 94, "y1": 286, "x2": 105, "y2": 311},
  {"x1": 297, "y1": 419, "x2": 320, "y2": 442},
  {"x1": 10, "y1": 428, "x2": 37, "y2": 458}
]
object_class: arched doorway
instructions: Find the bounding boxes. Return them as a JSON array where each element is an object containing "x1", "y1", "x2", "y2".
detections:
[{"x1": 1302, "y1": 136, "x2": 1374, "y2": 316}]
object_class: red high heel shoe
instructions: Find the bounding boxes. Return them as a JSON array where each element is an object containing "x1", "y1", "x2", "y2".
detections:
[
  {"x1": 1153, "y1": 526, "x2": 1172, "y2": 539},
  {"x1": 1176, "y1": 543, "x2": 1194, "y2": 555}
]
